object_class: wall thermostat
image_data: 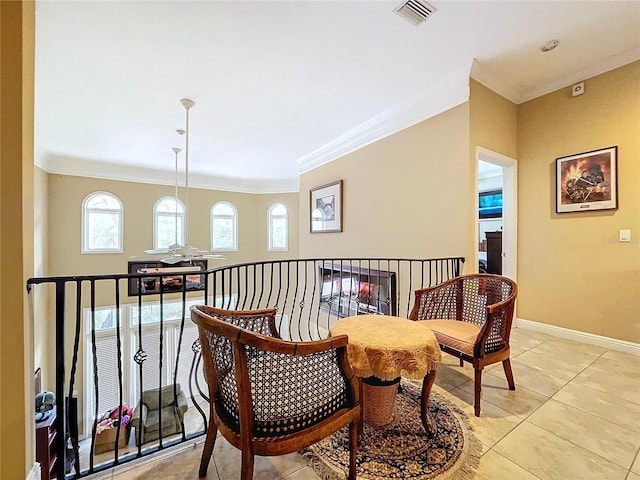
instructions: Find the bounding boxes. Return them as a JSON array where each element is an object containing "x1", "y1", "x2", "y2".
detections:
[{"x1": 572, "y1": 82, "x2": 585, "y2": 96}]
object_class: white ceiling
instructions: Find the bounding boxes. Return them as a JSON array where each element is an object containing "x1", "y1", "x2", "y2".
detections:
[{"x1": 35, "y1": 1, "x2": 640, "y2": 193}]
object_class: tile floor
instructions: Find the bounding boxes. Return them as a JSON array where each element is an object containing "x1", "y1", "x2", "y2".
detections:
[{"x1": 91, "y1": 327, "x2": 640, "y2": 480}]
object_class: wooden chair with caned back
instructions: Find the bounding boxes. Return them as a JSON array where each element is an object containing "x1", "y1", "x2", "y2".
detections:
[
  {"x1": 191, "y1": 305, "x2": 361, "y2": 480},
  {"x1": 409, "y1": 274, "x2": 517, "y2": 416}
]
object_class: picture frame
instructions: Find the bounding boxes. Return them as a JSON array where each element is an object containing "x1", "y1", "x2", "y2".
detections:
[
  {"x1": 127, "y1": 259, "x2": 208, "y2": 296},
  {"x1": 556, "y1": 146, "x2": 618, "y2": 213},
  {"x1": 310, "y1": 180, "x2": 343, "y2": 233}
]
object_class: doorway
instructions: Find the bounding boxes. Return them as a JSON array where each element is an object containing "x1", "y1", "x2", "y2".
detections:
[{"x1": 476, "y1": 147, "x2": 517, "y2": 280}]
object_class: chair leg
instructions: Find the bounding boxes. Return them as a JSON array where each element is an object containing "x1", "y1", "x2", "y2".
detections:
[
  {"x1": 240, "y1": 449, "x2": 255, "y2": 480},
  {"x1": 459, "y1": 358, "x2": 464, "y2": 367},
  {"x1": 348, "y1": 420, "x2": 358, "y2": 480},
  {"x1": 198, "y1": 419, "x2": 218, "y2": 477},
  {"x1": 474, "y1": 368, "x2": 482, "y2": 417},
  {"x1": 503, "y1": 358, "x2": 516, "y2": 390}
]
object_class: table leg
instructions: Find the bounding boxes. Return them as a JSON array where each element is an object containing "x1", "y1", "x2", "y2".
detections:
[
  {"x1": 420, "y1": 369, "x2": 437, "y2": 435},
  {"x1": 358, "y1": 376, "x2": 364, "y2": 441}
]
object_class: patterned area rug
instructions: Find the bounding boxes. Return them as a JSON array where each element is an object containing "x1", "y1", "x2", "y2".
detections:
[{"x1": 302, "y1": 380, "x2": 481, "y2": 480}]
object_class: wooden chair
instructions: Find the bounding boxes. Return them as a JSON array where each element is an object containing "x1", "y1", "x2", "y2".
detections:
[
  {"x1": 409, "y1": 274, "x2": 517, "y2": 417},
  {"x1": 191, "y1": 306, "x2": 361, "y2": 480}
]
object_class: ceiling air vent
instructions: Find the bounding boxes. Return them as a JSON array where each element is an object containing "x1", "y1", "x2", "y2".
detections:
[{"x1": 394, "y1": 0, "x2": 436, "y2": 26}]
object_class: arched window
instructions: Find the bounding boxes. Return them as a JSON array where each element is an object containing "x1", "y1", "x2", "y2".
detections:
[
  {"x1": 154, "y1": 197, "x2": 185, "y2": 250},
  {"x1": 82, "y1": 191, "x2": 123, "y2": 253},
  {"x1": 267, "y1": 203, "x2": 288, "y2": 251},
  {"x1": 211, "y1": 201, "x2": 238, "y2": 251}
]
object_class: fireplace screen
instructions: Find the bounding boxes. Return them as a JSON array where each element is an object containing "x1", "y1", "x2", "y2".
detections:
[{"x1": 319, "y1": 263, "x2": 396, "y2": 317}]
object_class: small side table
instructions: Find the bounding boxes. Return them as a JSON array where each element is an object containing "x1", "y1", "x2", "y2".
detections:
[{"x1": 331, "y1": 315, "x2": 441, "y2": 433}]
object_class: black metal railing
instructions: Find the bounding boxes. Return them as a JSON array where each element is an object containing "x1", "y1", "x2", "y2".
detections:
[{"x1": 26, "y1": 256, "x2": 464, "y2": 478}]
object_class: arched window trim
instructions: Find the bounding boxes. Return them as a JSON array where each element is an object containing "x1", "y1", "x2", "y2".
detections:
[
  {"x1": 82, "y1": 191, "x2": 123, "y2": 254},
  {"x1": 267, "y1": 203, "x2": 288, "y2": 252},
  {"x1": 211, "y1": 201, "x2": 238, "y2": 251},
  {"x1": 153, "y1": 196, "x2": 186, "y2": 250}
]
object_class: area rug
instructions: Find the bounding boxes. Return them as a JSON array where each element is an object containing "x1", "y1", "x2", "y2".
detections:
[{"x1": 302, "y1": 380, "x2": 481, "y2": 480}]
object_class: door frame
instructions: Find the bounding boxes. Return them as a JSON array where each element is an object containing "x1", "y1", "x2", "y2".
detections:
[{"x1": 475, "y1": 147, "x2": 517, "y2": 281}]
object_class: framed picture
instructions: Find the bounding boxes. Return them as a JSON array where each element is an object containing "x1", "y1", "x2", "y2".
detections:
[
  {"x1": 556, "y1": 146, "x2": 618, "y2": 213},
  {"x1": 310, "y1": 180, "x2": 343, "y2": 233},
  {"x1": 127, "y1": 259, "x2": 207, "y2": 296}
]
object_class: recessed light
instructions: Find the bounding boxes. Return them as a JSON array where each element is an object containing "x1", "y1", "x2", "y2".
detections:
[{"x1": 540, "y1": 39, "x2": 559, "y2": 52}]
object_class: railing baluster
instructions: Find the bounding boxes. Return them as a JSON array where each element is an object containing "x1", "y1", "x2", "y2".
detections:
[
  {"x1": 114, "y1": 279, "x2": 124, "y2": 464},
  {"x1": 89, "y1": 280, "x2": 99, "y2": 472},
  {"x1": 26, "y1": 256, "x2": 463, "y2": 478}
]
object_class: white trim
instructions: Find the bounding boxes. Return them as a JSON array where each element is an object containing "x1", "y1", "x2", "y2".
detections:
[
  {"x1": 36, "y1": 155, "x2": 300, "y2": 194},
  {"x1": 267, "y1": 203, "x2": 288, "y2": 252},
  {"x1": 474, "y1": 147, "x2": 518, "y2": 281},
  {"x1": 81, "y1": 191, "x2": 124, "y2": 254},
  {"x1": 27, "y1": 463, "x2": 41, "y2": 480},
  {"x1": 516, "y1": 318, "x2": 640, "y2": 357},
  {"x1": 210, "y1": 201, "x2": 239, "y2": 252},
  {"x1": 153, "y1": 196, "x2": 186, "y2": 250},
  {"x1": 297, "y1": 62, "x2": 472, "y2": 174},
  {"x1": 471, "y1": 48, "x2": 640, "y2": 105}
]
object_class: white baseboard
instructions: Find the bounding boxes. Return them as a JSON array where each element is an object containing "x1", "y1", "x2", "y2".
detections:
[
  {"x1": 27, "y1": 463, "x2": 41, "y2": 480},
  {"x1": 516, "y1": 318, "x2": 640, "y2": 356}
]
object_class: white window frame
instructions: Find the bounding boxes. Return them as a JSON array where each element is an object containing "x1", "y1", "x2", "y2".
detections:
[
  {"x1": 82, "y1": 191, "x2": 123, "y2": 253},
  {"x1": 210, "y1": 201, "x2": 238, "y2": 251},
  {"x1": 267, "y1": 203, "x2": 288, "y2": 251},
  {"x1": 153, "y1": 196, "x2": 185, "y2": 250}
]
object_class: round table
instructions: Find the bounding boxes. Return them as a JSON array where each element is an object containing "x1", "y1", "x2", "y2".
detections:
[{"x1": 331, "y1": 315, "x2": 441, "y2": 431}]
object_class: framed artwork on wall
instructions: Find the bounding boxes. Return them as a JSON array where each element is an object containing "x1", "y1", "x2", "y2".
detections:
[
  {"x1": 310, "y1": 180, "x2": 343, "y2": 233},
  {"x1": 555, "y1": 146, "x2": 618, "y2": 213}
]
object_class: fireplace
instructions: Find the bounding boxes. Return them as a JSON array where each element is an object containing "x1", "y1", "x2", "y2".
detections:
[{"x1": 319, "y1": 263, "x2": 397, "y2": 318}]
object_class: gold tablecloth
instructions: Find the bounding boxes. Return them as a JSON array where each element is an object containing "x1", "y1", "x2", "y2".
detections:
[{"x1": 331, "y1": 315, "x2": 442, "y2": 381}]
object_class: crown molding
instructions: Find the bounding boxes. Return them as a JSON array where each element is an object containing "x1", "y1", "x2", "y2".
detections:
[
  {"x1": 470, "y1": 59, "x2": 521, "y2": 104},
  {"x1": 296, "y1": 63, "x2": 472, "y2": 175},
  {"x1": 472, "y1": 49, "x2": 640, "y2": 105},
  {"x1": 36, "y1": 154, "x2": 299, "y2": 194},
  {"x1": 517, "y1": 47, "x2": 640, "y2": 104}
]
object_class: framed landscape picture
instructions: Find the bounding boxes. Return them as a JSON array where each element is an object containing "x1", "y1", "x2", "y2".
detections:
[
  {"x1": 556, "y1": 146, "x2": 618, "y2": 213},
  {"x1": 310, "y1": 180, "x2": 343, "y2": 233}
]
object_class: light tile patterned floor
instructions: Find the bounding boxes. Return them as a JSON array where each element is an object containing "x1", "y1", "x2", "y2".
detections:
[{"x1": 91, "y1": 327, "x2": 640, "y2": 480}]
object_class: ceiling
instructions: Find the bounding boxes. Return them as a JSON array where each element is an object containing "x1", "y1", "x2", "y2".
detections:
[{"x1": 35, "y1": 1, "x2": 640, "y2": 193}]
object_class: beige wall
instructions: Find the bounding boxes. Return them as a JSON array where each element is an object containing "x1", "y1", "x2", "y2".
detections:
[
  {"x1": 0, "y1": 1, "x2": 36, "y2": 477},
  {"x1": 46, "y1": 174, "x2": 299, "y2": 279},
  {"x1": 517, "y1": 61, "x2": 640, "y2": 342},
  {"x1": 299, "y1": 104, "x2": 472, "y2": 264},
  {"x1": 469, "y1": 79, "x2": 518, "y2": 161}
]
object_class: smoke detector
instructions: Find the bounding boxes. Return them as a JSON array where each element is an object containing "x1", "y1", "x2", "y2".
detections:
[{"x1": 394, "y1": 0, "x2": 437, "y2": 26}]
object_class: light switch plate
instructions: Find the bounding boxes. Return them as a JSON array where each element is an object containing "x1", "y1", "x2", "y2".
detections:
[{"x1": 619, "y1": 229, "x2": 631, "y2": 242}]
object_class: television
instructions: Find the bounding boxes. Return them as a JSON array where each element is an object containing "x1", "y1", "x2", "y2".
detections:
[{"x1": 479, "y1": 189, "x2": 503, "y2": 219}]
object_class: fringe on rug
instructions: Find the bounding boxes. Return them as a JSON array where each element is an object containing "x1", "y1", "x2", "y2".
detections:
[
  {"x1": 302, "y1": 379, "x2": 483, "y2": 480},
  {"x1": 301, "y1": 450, "x2": 347, "y2": 480},
  {"x1": 434, "y1": 397, "x2": 483, "y2": 480}
]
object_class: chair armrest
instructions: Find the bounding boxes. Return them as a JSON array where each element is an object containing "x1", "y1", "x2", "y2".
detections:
[
  {"x1": 131, "y1": 403, "x2": 148, "y2": 427},
  {"x1": 473, "y1": 294, "x2": 517, "y2": 357},
  {"x1": 176, "y1": 390, "x2": 188, "y2": 417}
]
